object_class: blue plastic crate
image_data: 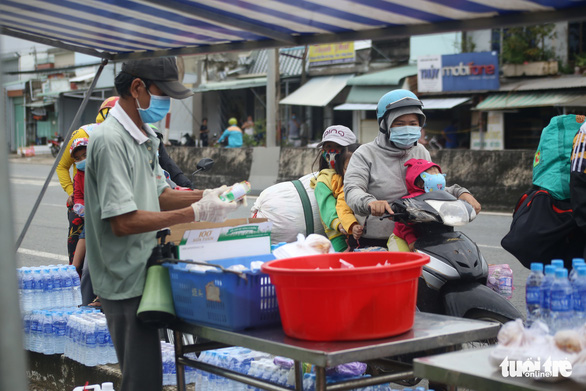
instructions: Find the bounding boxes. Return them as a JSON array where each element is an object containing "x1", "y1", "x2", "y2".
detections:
[{"x1": 165, "y1": 254, "x2": 280, "y2": 331}]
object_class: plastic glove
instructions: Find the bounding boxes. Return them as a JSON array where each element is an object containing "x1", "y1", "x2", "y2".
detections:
[
  {"x1": 192, "y1": 187, "x2": 238, "y2": 222},
  {"x1": 73, "y1": 203, "x2": 85, "y2": 217},
  {"x1": 203, "y1": 185, "x2": 229, "y2": 198}
]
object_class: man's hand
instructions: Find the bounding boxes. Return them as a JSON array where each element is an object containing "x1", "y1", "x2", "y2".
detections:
[
  {"x1": 408, "y1": 241, "x2": 416, "y2": 252},
  {"x1": 368, "y1": 200, "x2": 394, "y2": 216},
  {"x1": 191, "y1": 187, "x2": 238, "y2": 222},
  {"x1": 352, "y1": 224, "x2": 363, "y2": 240},
  {"x1": 459, "y1": 193, "x2": 482, "y2": 215}
]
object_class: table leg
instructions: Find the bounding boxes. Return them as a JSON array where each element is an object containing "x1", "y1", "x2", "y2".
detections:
[
  {"x1": 174, "y1": 329, "x2": 187, "y2": 391},
  {"x1": 294, "y1": 360, "x2": 303, "y2": 391},
  {"x1": 315, "y1": 366, "x2": 326, "y2": 391}
]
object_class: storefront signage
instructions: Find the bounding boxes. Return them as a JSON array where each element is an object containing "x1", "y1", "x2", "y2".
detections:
[
  {"x1": 471, "y1": 111, "x2": 504, "y2": 150},
  {"x1": 308, "y1": 42, "x2": 355, "y2": 66},
  {"x1": 418, "y1": 52, "x2": 499, "y2": 92}
]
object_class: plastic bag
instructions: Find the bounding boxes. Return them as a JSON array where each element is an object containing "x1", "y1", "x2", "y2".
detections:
[
  {"x1": 272, "y1": 234, "x2": 334, "y2": 259},
  {"x1": 487, "y1": 264, "x2": 513, "y2": 299},
  {"x1": 250, "y1": 173, "x2": 325, "y2": 244}
]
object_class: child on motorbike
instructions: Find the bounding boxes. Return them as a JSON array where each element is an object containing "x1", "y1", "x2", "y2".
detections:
[
  {"x1": 310, "y1": 125, "x2": 360, "y2": 252},
  {"x1": 390, "y1": 158, "x2": 446, "y2": 252}
]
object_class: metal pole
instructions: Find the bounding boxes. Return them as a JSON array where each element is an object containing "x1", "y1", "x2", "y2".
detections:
[
  {"x1": 0, "y1": 47, "x2": 29, "y2": 391},
  {"x1": 266, "y1": 49, "x2": 278, "y2": 147},
  {"x1": 15, "y1": 58, "x2": 109, "y2": 250}
]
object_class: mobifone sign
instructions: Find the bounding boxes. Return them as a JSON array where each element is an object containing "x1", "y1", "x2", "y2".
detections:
[{"x1": 417, "y1": 52, "x2": 499, "y2": 92}]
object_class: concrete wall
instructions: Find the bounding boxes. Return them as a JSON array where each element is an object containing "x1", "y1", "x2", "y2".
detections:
[{"x1": 166, "y1": 146, "x2": 535, "y2": 212}]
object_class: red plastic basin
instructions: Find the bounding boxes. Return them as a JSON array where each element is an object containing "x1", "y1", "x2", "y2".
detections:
[{"x1": 261, "y1": 252, "x2": 429, "y2": 341}]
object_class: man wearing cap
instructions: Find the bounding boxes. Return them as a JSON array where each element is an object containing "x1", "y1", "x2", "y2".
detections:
[{"x1": 84, "y1": 57, "x2": 237, "y2": 391}]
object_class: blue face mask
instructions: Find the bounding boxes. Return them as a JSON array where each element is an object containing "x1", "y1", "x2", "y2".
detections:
[
  {"x1": 75, "y1": 160, "x2": 86, "y2": 171},
  {"x1": 136, "y1": 84, "x2": 170, "y2": 123},
  {"x1": 389, "y1": 126, "x2": 421, "y2": 149},
  {"x1": 420, "y1": 172, "x2": 446, "y2": 192}
]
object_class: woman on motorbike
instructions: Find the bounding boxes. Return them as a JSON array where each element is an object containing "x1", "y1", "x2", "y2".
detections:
[{"x1": 343, "y1": 89, "x2": 481, "y2": 249}]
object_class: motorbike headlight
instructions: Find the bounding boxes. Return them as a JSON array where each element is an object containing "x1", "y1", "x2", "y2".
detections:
[{"x1": 424, "y1": 200, "x2": 473, "y2": 226}]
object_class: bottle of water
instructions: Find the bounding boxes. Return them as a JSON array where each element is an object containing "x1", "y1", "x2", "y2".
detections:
[
  {"x1": 550, "y1": 268, "x2": 574, "y2": 333},
  {"x1": 53, "y1": 311, "x2": 67, "y2": 354},
  {"x1": 52, "y1": 267, "x2": 63, "y2": 308},
  {"x1": 22, "y1": 269, "x2": 34, "y2": 312},
  {"x1": 60, "y1": 266, "x2": 73, "y2": 307},
  {"x1": 33, "y1": 269, "x2": 44, "y2": 310},
  {"x1": 43, "y1": 268, "x2": 55, "y2": 309},
  {"x1": 43, "y1": 312, "x2": 55, "y2": 355},
  {"x1": 551, "y1": 259, "x2": 565, "y2": 270},
  {"x1": 85, "y1": 321, "x2": 98, "y2": 366},
  {"x1": 540, "y1": 265, "x2": 556, "y2": 328},
  {"x1": 525, "y1": 262, "x2": 544, "y2": 327},
  {"x1": 570, "y1": 258, "x2": 586, "y2": 283},
  {"x1": 23, "y1": 312, "x2": 32, "y2": 350},
  {"x1": 573, "y1": 266, "x2": 586, "y2": 328},
  {"x1": 95, "y1": 320, "x2": 108, "y2": 365},
  {"x1": 68, "y1": 265, "x2": 82, "y2": 306}
]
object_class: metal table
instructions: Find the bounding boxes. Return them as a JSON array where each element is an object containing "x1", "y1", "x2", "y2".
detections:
[
  {"x1": 171, "y1": 312, "x2": 500, "y2": 391},
  {"x1": 413, "y1": 346, "x2": 585, "y2": 391}
]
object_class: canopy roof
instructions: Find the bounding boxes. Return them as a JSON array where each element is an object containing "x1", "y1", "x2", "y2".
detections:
[{"x1": 2, "y1": 0, "x2": 586, "y2": 61}]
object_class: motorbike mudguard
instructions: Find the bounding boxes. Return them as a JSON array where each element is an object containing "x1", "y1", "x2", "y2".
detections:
[{"x1": 442, "y1": 281, "x2": 522, "y2": 321}]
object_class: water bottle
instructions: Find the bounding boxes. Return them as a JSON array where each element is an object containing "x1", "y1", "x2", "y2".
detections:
[
  {"x1": 525, "y1": 262, "x2": 544, "y2": 327},
  {"x1": 23, "y1": 312, "x2": 32, "y2": 350},
  {"x1": 43, "y1": 312, "x2": 55, "y2": 355},
  {"x1": 95, "y1": 320, "x2": 108, "y2": 365},
  {"x1": 43, "y1": 268, "x2": 55, "y2": 309},
  {"x1": 60, "y1": 266, "x2": 73, "y2": 307},
  {"x1": 570, "y1": 258, "x2": 586, "y2": 283},
  {"x1": 22, "y1": 269, "x2": 34, "y2": 312},
  {"x1": 54, "y1": 311, "x2": 67, "y2": 354},
  {"x1": 540, "y1": 264, "x2": 556, "y2": 328},
  {"x1": 51, "y1": 267, "x2": 63, "y2": 308},
  {"x1": 86, "y1": 321, "x2": 98, "y2": 366},
  {"x1": 573, "y1": 266, "x2": 586, "y2": 328},
  {"x1": 550, "y1": 268, "x2": 574, "y2": 333},
  {"x1": 551, "y1": 259, "x2": 565, "y2": 269},
  {"x1": 33, "y1": 269, "x2": 44, "y2": 310},
  {"x1": 68, "y1": 265, "x2": 82, "y2": 306}
]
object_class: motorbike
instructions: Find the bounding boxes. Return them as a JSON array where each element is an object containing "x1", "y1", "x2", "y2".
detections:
[
  {"x1": 49, "y1": 135, "x2": 64, "y2": 158},
  {"x1": 382, "y1": 191, "x2": 523, "y2": 324}
]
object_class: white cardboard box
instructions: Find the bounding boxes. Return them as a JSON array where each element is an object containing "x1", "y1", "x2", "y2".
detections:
[{"x1": 169, "y1": 219, "x2": 272, "y2": 262}]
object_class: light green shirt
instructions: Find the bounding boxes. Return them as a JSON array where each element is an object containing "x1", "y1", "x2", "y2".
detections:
[{"x1": 85, "y1": 104, "x2": 168, "y2": 300}]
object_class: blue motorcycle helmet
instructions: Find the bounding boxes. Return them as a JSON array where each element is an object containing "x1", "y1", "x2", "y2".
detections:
[{"x1": 376, "y1": 89, "x2": 426, "y2": 134}]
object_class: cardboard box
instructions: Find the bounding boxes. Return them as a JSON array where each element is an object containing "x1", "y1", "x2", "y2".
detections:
[{"x1": 168, "y1": 218, "x2": 272, "y2": 262}]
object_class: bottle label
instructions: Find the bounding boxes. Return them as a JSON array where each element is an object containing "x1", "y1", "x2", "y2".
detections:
[
  {"x1": 551, "y1": 291, "x2": 572, "y2": 311},
  {"x1": 526, "y1": 286, "x2": 541, "y2": 304}
]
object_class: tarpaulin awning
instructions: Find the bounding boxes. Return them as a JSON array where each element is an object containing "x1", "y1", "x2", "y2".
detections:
[
  {"x1": 193, "y1": 77, "x2": 268, "y2": 92},
  {"x1": 345, "y1": 86, "x2": 395, "y2": 104},
  {"x1": 279, "y1": 74, "x2": 352, "y2": 107},
  {"x1": 422, "y1": 97, "x2": 471, "y2": 109},
  {"x1": 2, "y1": 1, "x2": 586, "y2": 61},
  {"x1": 335, "y1": 97, "x2": 471, "y2": 111},
  {"x1": 346, "y1": 65, "x2": 417, "y2": 86},
  {"x1": 475, "y1": 92, "x2": 584, "y2": 110}
]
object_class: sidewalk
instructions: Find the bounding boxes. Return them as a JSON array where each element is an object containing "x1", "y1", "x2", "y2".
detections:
[{"x1": 9, "y1": 152, "x2": 56, "y2": 165}]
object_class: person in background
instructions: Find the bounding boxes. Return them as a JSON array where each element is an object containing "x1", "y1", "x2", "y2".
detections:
[
  {"x1": 85, "y1": 57, "x2": 238, "y2": 391},
  {"x1": 217, "y1": 117, "x2": 243, "y2": 148},
  {"x1": 442, "y1": 119, "x2": 459, "y2": 149},
  {"x1": 200, "y1": 118, "x2": 209, "y2": 147},
  {"x1": 344, "y1": 89, "x2": 481, "y2": 248},
  {"x1": 242, "y1": 115, "x2": 254, "y2": 137},
  {"x1": 288, "y1": 114, "x2": 300, "y2": 146},
  {"x1": 154, "y1": 130, "x2": 193, "y2": 188},
  {"x1": 310, "y1": 125, "x2": 358, "y2": 252},
  {"x1": 57, "y1": 96, "x2": 119, "y2": 264}
]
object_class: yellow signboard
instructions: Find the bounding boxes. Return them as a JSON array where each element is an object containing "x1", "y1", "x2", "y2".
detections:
[{"x1": 308, "y1": 42, "x2": 355, "y2": 66}]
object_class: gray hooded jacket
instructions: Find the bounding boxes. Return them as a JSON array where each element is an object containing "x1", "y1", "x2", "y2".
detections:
[{"x1": 344, "y1": 132, "x2": 469, "y2": 240}]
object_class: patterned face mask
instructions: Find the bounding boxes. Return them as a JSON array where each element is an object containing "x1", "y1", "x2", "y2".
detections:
[
  {"x1": 420, "y1": 172, "x2": 446, "y2": 192},
  {"x1": 322, "y1": 149, "x2": 339, "y2": 169}
]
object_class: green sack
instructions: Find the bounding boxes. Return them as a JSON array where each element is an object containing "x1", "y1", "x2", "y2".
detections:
[{"x1": 533, "y1": 115, "x2": 583, "y2": 200}]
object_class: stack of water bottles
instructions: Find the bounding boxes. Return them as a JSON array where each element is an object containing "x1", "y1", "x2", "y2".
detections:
[
  {"x1": 525, "y1": 258, "x2": 586, "y2": 333},
  {"x1": 18, "y1": 265, "x2": 82, "y2": 311},
  {"x1": 64, "y1": 311, "x2": 117, "y2": 366},
  {"x1": 161, "y1": 341, "x2": 198, "y2": 386},
  {"x1": 181, "y1": 346, "x2": 436, "y2": 391}
]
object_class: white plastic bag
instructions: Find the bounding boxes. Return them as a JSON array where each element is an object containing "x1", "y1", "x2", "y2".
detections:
[
  {"x1": 251, "y1": 173, "x2": 325, "y2": 244},
  {"x1": 273, "y1": 234, "x2": 334, "y2": 259}
]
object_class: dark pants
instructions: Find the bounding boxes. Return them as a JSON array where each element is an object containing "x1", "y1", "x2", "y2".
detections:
[
  {"x1": 67, "y1": 207, "x2": 84, "y2": 264},
  {"x1": 81, "y1": 258, "x2": 95, "y2": 306},
  {"x1": 100, "y1": 296, "x2": 162, "y2": 391}
]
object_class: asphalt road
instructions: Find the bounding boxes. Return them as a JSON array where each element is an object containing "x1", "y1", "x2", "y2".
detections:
[{"x1": 8, "y1": 156, "x2": 529, "y2": 318}]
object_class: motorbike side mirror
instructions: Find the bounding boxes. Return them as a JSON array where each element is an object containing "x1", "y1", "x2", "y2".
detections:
[{"x1": 191, "y1": 158, "x2": 214, "y2": 179}]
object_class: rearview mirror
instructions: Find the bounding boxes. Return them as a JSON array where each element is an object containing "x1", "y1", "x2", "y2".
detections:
[{"x1": 196, "y1": 158, "x2": 214, "y2": 172}]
